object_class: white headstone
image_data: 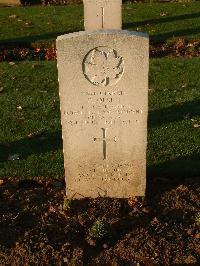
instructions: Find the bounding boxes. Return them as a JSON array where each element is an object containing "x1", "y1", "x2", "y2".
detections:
[
  {"x1": 83, "y1": 0, "x2": 122, "y2": 30},
  {"x1": 57, "y1": 30, "x2": 149, "y2": 198}
]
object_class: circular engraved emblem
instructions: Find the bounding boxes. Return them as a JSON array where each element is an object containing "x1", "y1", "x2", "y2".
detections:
[{"x1": 83, "y1": 46, "x2": 124, "y2": 87}]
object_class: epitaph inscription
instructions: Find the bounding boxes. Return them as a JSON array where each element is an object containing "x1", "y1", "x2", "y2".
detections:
[{"x1": 83, "y1": 47, "x2": 124, "y2": 86}]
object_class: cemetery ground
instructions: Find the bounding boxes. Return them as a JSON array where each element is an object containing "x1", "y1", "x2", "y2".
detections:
[{"x1": 0, "y1": 2, "x2": 200, "y2": 265}]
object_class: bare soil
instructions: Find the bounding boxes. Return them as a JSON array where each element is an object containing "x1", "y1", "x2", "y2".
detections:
[{"x1": 0, "y1": 176, "x2": 199, "y2": 265}]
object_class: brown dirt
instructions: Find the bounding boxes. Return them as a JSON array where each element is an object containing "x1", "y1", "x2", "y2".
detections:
[{"x1": 0, "y1": 176, "x2": 199, "y2": 265}]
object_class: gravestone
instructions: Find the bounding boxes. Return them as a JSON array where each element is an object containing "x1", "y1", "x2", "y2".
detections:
[
  {"x1": 57, "y1": 2, "x2": 149, "y2": 198},
  {"x1": 83, "y1": 0, "x2": 122, "y2": 30}
]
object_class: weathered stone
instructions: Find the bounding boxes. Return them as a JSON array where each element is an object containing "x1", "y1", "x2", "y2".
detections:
[
  {"x1": 83, "y1": 0, "x2": 122, "y2": 30},
  {"x1": 57, "y1": 30, "x2": 149, "y2": 198}
]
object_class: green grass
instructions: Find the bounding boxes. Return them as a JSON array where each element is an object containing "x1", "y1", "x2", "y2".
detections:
[
  {"x1": 0, "y1": 58, "x2": 199, "y2": 179},
  {"x1": 148, "y1": 58, "x2": 200, "y2": 177},
  {"x1": 0, "y1": 62, "x2": 63, "y2": 178},
  {"x1": 0, "y1": 3, "x2": 200, "y2": 46},
  {"x1": 123, "y1": 2, "x2": 200, "y2": 42}
]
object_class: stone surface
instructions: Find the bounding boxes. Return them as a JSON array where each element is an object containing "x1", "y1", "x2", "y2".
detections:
[
  {"x1": 57, "y1": 30, "x2": 149, "y2": 198},
  {"x1": 83, "y1": 0, "x2": 122, "y2": 30}
]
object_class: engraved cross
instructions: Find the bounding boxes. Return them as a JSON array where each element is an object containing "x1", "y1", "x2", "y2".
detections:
[
  {"x1": 93, "y1": 128, "x2": 117, "y2": 160},
  {"x1": 101, "y1": 7, "x2": 104, "y2": 29},
  {"x1": 83, "y1": 0, "x2": 122, "y2": 31}
]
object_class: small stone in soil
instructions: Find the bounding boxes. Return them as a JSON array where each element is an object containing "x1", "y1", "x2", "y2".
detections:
[
  {"x1": 63, "y1": 257, "x2": 68, "y2": 263},
  {"x1": 86, "y1": 238, "x2": 96, "y2": 246},
  {"x1": 8, "y1": 154, "x2": 20, "y2": 161}
]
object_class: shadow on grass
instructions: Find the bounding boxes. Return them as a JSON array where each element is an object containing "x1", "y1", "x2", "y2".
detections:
[
  {"x1": 124, "y1": 12, "x2": 200, "y2": 41},
  {"x1": 148, "y1": 99, "x2": 200, "y2": 178},
  {"x1": 0, "y1": 130, "x2": 62, "y2": 163},
  {"x1": 148, "y1": 99, "x2": 200, "y2": 128},
  {"x1": 1, "y1": 12, "x2": 200, "y2": 46},
  {"x1": 147, "y1": 154, "x2": 200, "y2": 179},
  {"x1": 152, "y1": 27, "x2": 200, "y2": 41},
  {"x1": 0, "y1": 99, "x2": 199, "y2": 177},
  {"x1": 1, "y1": 27, "x2": 200, "y2": 47},
  {"x1": 0, "y1": 30, "x2": 76, "y2": 47},
  {"x1": 123, "y1": 12, "x2": 200, "y2": 29}
]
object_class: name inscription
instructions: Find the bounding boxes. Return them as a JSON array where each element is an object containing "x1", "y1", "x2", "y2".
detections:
[{"x1": 63, "y1": 90, "x2": 143, "y2": 127}]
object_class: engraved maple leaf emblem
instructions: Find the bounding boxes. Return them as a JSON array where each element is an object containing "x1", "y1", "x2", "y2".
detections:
[{"x1": 83, "y1": 47, "x2": 124, "y2": 86}]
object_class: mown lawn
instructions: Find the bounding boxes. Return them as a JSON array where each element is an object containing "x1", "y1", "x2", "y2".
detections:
[
  {"x1": 0, "y1": 58, "x2": 199, "y2": 179},
  {"x1": 0, "y1": 2, "x2": 200, "y2": 45}
]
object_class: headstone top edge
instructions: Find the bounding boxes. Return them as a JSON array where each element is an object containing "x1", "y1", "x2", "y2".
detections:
[
  {"x1": 56, "y1": 30, "x2": 149, "y2": 42},
  {"x1": 83, "y1": 0, "x2": 122, "y2": 2}
]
